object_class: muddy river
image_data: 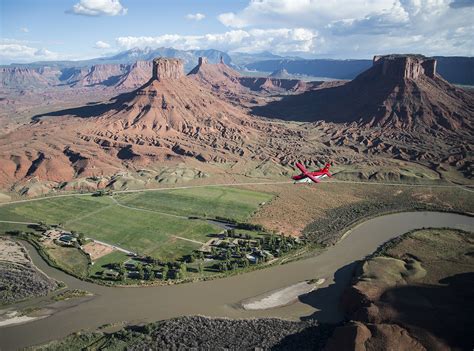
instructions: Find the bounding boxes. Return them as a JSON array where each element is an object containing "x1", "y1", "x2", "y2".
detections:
[{"x1": 0, "y1": 211, "x2": 472, "y2": 350}]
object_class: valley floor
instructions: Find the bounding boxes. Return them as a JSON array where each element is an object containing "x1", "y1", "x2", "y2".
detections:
[{"x1": 19, "y1": 223, "x2": 474, "y2": 351}]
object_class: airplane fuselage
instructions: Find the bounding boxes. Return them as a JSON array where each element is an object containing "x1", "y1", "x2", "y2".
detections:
[
  {"x1": 292, "y1": 162, "x2": 332, "y2": 184},
  {"x1": 293, "y1": 173, "x2": 328, "y2": 183}
]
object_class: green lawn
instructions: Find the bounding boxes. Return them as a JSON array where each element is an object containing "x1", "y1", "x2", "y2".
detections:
[
  {"x1": 0, "y1": 186, "x2": 273, "y2": 261},
  {"x1": 114, "y1": 186, "x2": 273, "y2": 221},
  {"x1": 89, "y1": 251, "x2": 129, "y2": 276}
]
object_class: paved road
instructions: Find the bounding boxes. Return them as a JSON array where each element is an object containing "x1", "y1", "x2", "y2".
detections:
[{"x1": 1, "y1": 179, "x2": 472, "y2": 207}]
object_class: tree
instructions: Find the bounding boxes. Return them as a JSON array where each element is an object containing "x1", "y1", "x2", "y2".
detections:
[
  {"x1": 137, "y1": 264, "x2": 144, "y2": 280},
  {"x1": 180, "y1": 262, "x2": 187, "y2": 277},
  {"x1": 142, "y1": 266, "x2": 152, "y2": 281},
  {"x1": 218, "y1": 262, "x2": 227, "y2": 272},
  {"x1": 198, "y1": 262, "x2": 204, "y2": 274},
  {"x1": 76, "y1": 232, "x2": 86, "y2": 245},
  {"x1": 162, "y1": 265, "x2": 169, "y2": 280},
  {"x1": 225, "y1": 250, "x2": 231, "y2": 260}
]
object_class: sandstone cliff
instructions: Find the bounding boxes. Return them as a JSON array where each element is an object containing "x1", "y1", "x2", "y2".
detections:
[
  {"x1": 254, "y1": 54, "x2": 474, "y2": 133},
  {"x1": 153, "y1": 58, "x2": 184, "y2": 81},
  {"x1": 0, "y1": 57, "x2": 297, "y2": 187}
]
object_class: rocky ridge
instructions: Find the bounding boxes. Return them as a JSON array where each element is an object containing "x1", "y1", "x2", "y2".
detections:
[
  {"x1": 0, "y1": 57, "x2": 313, "y2": 187},
  {"x1": 254, "y1": 54, "x2": 474, "y2": 132},
  {"x1": 0, "y1": 54, "x2": 472, "y2": 192}
]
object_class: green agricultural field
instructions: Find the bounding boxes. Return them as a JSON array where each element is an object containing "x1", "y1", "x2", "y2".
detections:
[
  {"x1": 0, "y1": 186, "x2": 274, "y2": 261},
  {"x1": 114, "y1": 186, "x2": 273, "y2": 221},
  {"x1": 0, "y1": 196, "x2": 112, "y2": 224},
  {"x1": 67, "y1": 205, "x2": 211, "y2": 258}
]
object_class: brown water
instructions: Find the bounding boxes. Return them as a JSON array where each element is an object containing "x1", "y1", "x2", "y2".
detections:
[{"x1": 0, "y1": 212, "x2": 472, "y2": 350}]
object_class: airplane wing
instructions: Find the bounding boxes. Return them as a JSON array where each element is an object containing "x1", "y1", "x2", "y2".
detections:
[
  {"x1": 295, "y1": 162, "x2": 308, "y2": 173},
  {"x1": 306, "y1": 173, "x2": 320, "y2": 183}
]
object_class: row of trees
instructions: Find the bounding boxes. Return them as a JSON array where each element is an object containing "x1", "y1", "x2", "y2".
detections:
[{"x1": 98, "y1": 231, "x2": 304, "y2": 282}]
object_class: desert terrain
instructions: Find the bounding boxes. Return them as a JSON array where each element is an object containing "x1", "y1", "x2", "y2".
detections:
[{"x1": 0, "y1": 52, "x2": 472, "y2": 350}]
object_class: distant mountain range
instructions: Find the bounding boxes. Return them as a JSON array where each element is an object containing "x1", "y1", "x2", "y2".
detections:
[
  {"x1": 244, "y1": 56, "x2": 474, "y2": 85},
  {"x1": 2, "y1": 48, "x2": 233, "y2": 73},
  {"x1": 1, "y1": 47, "x2": 473, "y2": 85}
]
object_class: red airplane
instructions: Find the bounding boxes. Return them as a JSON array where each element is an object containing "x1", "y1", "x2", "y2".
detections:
[{"x1": 292, "y1": 162, "x2": 332, "y2": 183}]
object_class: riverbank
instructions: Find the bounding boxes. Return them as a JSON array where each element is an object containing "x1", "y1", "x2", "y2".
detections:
[
  {"x1": 326, "y1": 228, "x2": 474, "y2": 351},
  {"x1": 0, "y1": 211, "x2": 472, "y2": 350}
]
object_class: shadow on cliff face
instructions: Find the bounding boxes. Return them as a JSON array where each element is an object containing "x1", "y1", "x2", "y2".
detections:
[
  {"x1": 325, "y1": 271, "x2": 474, "y2": 351},
  {"x1": 250, "y1": 76, "x2": 399, "y2": 123},
  {"x1": 30, "y1": 82, "x2": 153, "y2": 121},
  {"x1": 268, "y1": 263, "x2": 360, "y2": 350},
  {"x1": 298, "y1": 262, "x2": 359, "y2": 323},
  {"x1": 374, "y1": 272, "x2": 474, "y2": 350},
  {"x1": 31, "y1": 95, "x2": 123, "y2": 121}
]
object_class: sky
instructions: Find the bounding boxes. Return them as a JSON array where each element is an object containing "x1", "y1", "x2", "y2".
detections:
[{"x1": 1, "y1": 0, "x2": 473, "y2": 64}]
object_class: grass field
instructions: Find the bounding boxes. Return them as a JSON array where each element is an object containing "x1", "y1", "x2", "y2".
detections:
[
  {"x1": 44, "y1": 245, "x2": 89, "y2": 278},
  {"x1": 114, "y1": 187, "x2": 273, "y2": 221},
  {"x1": 0, "y1": 187, "x2": 274, "y2": 261},
  {"x1": 0, "y1": 222, "x2": 32, "y2": 233}
]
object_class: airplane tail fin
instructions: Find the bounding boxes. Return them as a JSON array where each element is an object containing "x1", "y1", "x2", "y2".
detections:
[{"x1": 323, "y1": 163, "x2": 332, "y2": 177}]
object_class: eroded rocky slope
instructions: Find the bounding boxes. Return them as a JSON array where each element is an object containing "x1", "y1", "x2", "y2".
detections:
[
  {"x1": 0, "y1": 55, "x2": 472, "y2": 194},
  {"x1": 325, "y1": 229, "x2": 474, "y2": 351}
]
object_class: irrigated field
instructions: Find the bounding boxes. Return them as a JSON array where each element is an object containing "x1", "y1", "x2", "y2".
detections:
[
  {"x1": 114, "y1": 186, "x2": 273, "y2": 221},
  {"x1": 0, "y1": 187, "x2": 273, "y2": 261}
]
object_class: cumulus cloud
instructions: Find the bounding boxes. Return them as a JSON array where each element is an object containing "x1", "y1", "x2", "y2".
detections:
[
  {"x1": 69, "y1": 0, "x2": 127, "y2": 16},
  {"x1": 214, "y1": 0, "x2": 473, "y2": 57},
  {"x1": 116, "y1": 28, "x2": 317, "y2": 54},
  {"x1": 94, "y1": 40, "x2": 111, "y2": 49},
  {"x1": 328, "y1": 2, "x2": 410, "y2": 35},
  {"x1": 218, "y1": 0, "x2": 397, "y2": 29},
  {"x1": 186, "y1": 13, "x2": 205, "y2": 21},
  {"x1": 218, "y1": 13, "x2": 248, "y2": 28},
  {"x1": 0, "y1": 42, "x2": 60, "y2": 64}
]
